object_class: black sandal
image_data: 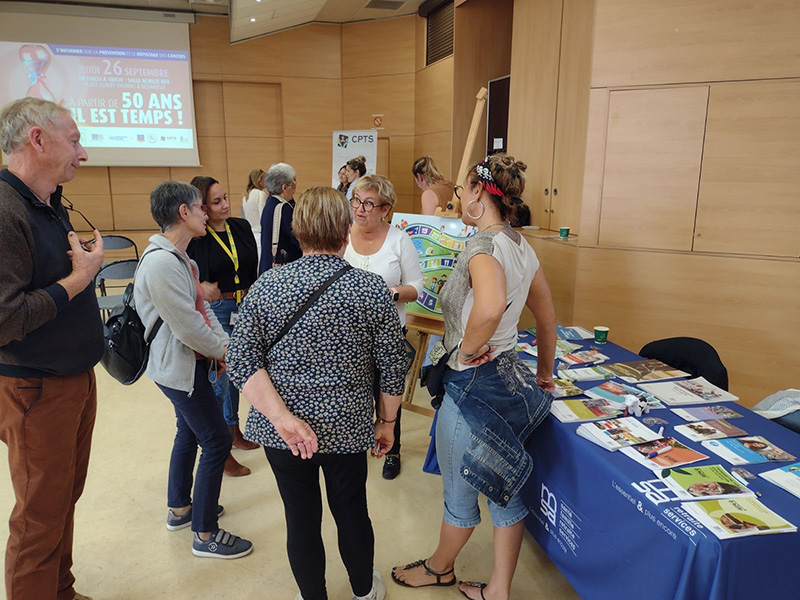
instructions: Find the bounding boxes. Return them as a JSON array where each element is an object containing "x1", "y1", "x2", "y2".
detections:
[
  {"x1": 391, "y1": 558, "x2": 456, "y2": 588},
  {"x1": 459, "y1": 580, "x2": 488, "y2": 600}
]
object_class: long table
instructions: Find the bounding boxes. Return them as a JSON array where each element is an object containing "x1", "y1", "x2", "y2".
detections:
[{"x1": 424, "y1": 331, "x2": 800, "y2": 600}]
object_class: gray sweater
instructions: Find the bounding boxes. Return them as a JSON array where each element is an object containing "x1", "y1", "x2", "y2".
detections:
[{"x1": 134, "y1": 234, "x2": 228, "y2": 394}]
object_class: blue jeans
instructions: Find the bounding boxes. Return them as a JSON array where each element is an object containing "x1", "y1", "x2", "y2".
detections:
[
  {"x1": 157, "y1": 361, "x2": 232, "y2": 532},
  {"x1": 209, "y1": 298, "x2": 239, "y2": 426},
  {"x1": 435, "y1": 393, "x2": 529, "y2": 528}
]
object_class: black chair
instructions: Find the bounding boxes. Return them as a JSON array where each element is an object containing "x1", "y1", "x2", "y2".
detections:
[
  {"x1": 102, "y1": 234, "x2": 139, "y2": 261},
  {"x1": 95, "y1": 259, "x2": 139, "y2": 320},
  {"x1": 639, "y1": 337, "x2": 729, "y2": 391}
]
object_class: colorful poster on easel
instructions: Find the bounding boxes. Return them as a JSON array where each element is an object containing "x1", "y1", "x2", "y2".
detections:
[{"x1": 391, "y1": 213, "x2": 476, "y2": 319}]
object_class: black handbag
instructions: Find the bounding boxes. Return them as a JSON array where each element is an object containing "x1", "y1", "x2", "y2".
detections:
[
  {"x1": 420, "y1": 340, "x2": 454, "y2": 410},
  {"x1": 100, "y1": 248, "x2": 166, "y2": 385}
]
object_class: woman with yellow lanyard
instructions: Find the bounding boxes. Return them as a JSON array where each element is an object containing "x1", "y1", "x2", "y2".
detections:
[{"x1": 189, "y1": 176, "x2": 260, "y2": 477}]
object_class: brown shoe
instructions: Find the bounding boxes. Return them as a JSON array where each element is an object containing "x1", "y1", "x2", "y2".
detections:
[
  {"x1": 231, "y1": 424, "x2": 259, "y2": 451},
  {"x1": 224, "y1": 452, "x2": 251, "y2": 477}
]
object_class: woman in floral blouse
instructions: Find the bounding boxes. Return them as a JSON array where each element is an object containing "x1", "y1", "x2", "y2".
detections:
[{"x1": 227, "y1": 186, "x2": 406, "y2": 600}]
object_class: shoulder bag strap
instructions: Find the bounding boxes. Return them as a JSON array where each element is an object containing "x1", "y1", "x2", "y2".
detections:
[
  {"x1": 266, "y1": 264, "x2": 352, "y2": 354},
  {"x1": 271, "y1": 200, "x2": 285, "y2": 264},
  {"x1": 131, "y1": 247, "x2": 171, "y2": 345}
]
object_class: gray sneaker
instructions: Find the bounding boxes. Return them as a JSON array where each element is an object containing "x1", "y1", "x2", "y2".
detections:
[
  {"x1": 192, "y1": 529, "x2": 253, "y2": 559},
  {"x1": 166, "y1": 504, "x2": 224, "y2": 531},
  {"x1": 353, "y1": 571, "x2": 386, "y2": 600}
]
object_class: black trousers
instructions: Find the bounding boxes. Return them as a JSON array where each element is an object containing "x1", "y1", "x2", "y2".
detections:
[{"x1": 265, "y1": 448, "x2": 374, "y2": 600}]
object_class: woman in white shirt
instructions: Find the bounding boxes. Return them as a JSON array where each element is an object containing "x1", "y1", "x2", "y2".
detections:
[
  {"x1": 241, "y1": 168, "x2": 267, "y2": 261},
  {"x1": 345, "y1": 174, "x2": 423, "y2": 480}
]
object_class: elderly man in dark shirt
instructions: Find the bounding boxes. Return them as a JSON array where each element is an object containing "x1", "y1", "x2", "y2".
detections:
[{"x1": 0, "y1": 98, "x2": 105, "y2": 600}]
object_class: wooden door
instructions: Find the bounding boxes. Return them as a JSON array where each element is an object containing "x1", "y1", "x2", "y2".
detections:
[
  {"x1": 598, "y1": 86, "x2": 709, "y2": 251},
  {"x1": 694, "y1": 81, "x2": 800, "y2": 257}
]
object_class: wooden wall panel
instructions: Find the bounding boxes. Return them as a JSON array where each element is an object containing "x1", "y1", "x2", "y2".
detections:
[
  {"x1": 592, "y1": 0, "x2": 800, "y2": 88},
  {"x1": 193, "y1": 81, "x2": 225, "y2": 137},
  {"x1": 283, "y1": 137, "x2": 332, "y2": 193},
  {"x1": 281, "y1": 24, "x2": 341, "y2": 79},
  {"x1": 68, "y1": 195, "x2": 114, "y2": 232},
  {"x1": 415, "y1": 57, "x2": 454, "y2": 136},
  {"x1": 170, "y1": 136, "x2": 229, "y2": 191},
  {"x1": 573, "y1": 247, "x2": 800, "y2": 406},
  {"x1": 388, "y1": 136, "x2": 415, "y2": 197},
  {"x1": 62, "y1": 167, "x2": 110, "y2": 195},
  {"x1": 109, "y1": 167, "x2": 171, "y2": 195},
  {"x1": 222, "y1": 82, "x2": 282, "y2": 138},
  {"x1": 226, "y1": 137, "x2": 282, "y2": 200},
  {"x1": 578, "y1": 88, "x2": 610, "y2": 246},
  {"x1": 518, "y1": 234, "x2": 578, "y2": 329},
  {"x1": 190, "y1": 16, "x2": 227, "y2": 75},
  {"x1": 452, "y1": 0, "x2": 513, "y2": 172},
  {"x1": 223, "y1": 34, "x2": 282, "y2": 78},
  {"x1": 507, "y1": 0, "x2": 562, "y2": 227},
  {"x1": 342, "y1": 16, "x2": 415, "y2": 79},
  {"x1": 598, "y1": 87, "x2": 708, "y2": 251},
  {"x1": 694, "y1": 81, "x2": 800, "y2": 258},
  {"x1": 377, "y1": 138, "x2": 390, "y2": 177},
  {"x1": 342, "y1": 74, "x2": 414, "y2": 136},
  {"x1": 112, "y1": 194, "x2": 157, "y2": 230},
  {"x1": 112, "y1": 230, "x2": 160, "y2": 254},
  {"x1": 415, "y1": 15, "x2": 426, "y2": 73},
  {"x1": 414, "y1": 131, "x2": 452, "y2": 183},
  {"x1": 283, "y1": 78, "x2": 343, "y2": 137}
]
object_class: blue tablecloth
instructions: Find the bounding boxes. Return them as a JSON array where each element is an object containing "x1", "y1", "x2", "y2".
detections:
[{"x1": 422, "y1": 332, "x2": 800, "y2": 600}]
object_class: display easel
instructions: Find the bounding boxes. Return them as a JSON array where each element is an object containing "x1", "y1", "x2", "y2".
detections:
[
  {"x1": 434, "y1": 86, "x2": 488, "y2": 218},
  {"x1": 405, "y1": 86, "x2": 489, "y2": 416}
]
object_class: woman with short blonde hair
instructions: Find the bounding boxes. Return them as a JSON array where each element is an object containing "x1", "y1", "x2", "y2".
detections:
[
  {"x1": 292, "y1": 185, "x2": 353, "y2": 253},
  {"x1": 412, "y1": 156, "x2": 454, "y2": 216}
]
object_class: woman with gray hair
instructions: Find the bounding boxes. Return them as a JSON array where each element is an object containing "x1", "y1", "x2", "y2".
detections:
[
  {"x1": 259, "y1": 162, "x2": 302, "y2": 272},
  {"x1": 134, "y1": 180, "x2": 253, "y2": 559},
  {"x1": 228, "y1": 186, "x2": 407, "y2": 600}
]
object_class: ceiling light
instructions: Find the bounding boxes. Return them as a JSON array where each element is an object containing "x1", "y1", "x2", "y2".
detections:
[{"x1": 250, "y1": 18, "x2": 256, "y2": 22}]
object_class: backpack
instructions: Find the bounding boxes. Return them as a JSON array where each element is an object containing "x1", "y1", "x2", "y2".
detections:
[{"x1": 100, "y1": 248, "x2": 166, "y2": 385}]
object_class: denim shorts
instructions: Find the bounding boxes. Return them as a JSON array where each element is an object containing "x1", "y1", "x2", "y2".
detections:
[{"x1": 435, "y1": 393, "x2": 529, "y2": 528}]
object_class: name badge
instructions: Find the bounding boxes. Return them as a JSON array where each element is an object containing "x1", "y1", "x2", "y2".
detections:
[{"x1": 229, "y1": 311, "x2": 239, "y2": 326}]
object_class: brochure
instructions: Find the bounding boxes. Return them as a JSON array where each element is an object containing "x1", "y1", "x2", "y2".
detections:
[
  {"x1": 673, "y1": 419, "x2": 748, "y2": 442},
  {"x1": 671, "y1": 405, "x2": 744, "y2": 422},
  {"x1": 576, "y1": 417, "x2": 662, "y2": 451},
  {"x1": 550, "y1": 398, "x2": 621, "y2": 423},
  {"x1": 658, "y1": 465, "x2": 754, "y2": 501},
  {"x1": 516, "y1": 342, "x2": 538, "y2": 357},
  {"x1": 601, "y1": 359, "x2": 689, "y2": 383},
  {"x1": 682, "y1": 497, "x2": 797, "y2": 539},
  {"x1": 559, "y1": 349, "x2": 611, "y2": 366},
  {"x1": 558, "y1": 366, "x2": 616, "y2": 382},
  {"x1": 702, "y1": 436, "x2": 797, "y2": 465},
  {"x1": 584, "y1": 380, "x2": 666, "y2": 410},
  {"x1": 620, "y1": 437, "x2": 709, "y2": 471},
  {"x1": 638, "y1": 377, "x2": 739, "y2": 405},
  {"x1": 759, "y1": 462, "x2": 800, "y2": 499},
  {"x1": 527, "y1": 325, "x2": 593, "y2": 340},
  {"x1": 551, "y1": 379, "x2": 585, "y2": 398}
]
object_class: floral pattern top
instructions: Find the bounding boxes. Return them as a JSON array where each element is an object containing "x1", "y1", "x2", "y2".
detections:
[{"x1": 226, "y1": 254, "x2": 406, "y2": 454}]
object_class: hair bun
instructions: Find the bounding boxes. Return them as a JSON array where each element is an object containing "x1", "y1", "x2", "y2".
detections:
[
  {"x1": 355, "y1": 155, "x2": 366, "y2": 163},
  {"x1": 514, "y1": 160, "x2": 528, "y2": 173}
]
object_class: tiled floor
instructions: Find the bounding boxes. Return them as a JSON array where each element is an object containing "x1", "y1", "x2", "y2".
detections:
[{"x1": 0, "y1": 369, "x2": 579, "y2": 600}]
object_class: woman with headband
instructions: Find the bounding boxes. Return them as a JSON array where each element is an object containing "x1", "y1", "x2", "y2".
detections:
[{"x1": 391, "y1": 153, "x2": 557, "y2": 600}]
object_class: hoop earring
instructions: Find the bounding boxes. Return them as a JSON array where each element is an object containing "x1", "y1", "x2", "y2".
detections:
[{"x1": 466, "y1": 199, "x2": 485, "y2": 220}]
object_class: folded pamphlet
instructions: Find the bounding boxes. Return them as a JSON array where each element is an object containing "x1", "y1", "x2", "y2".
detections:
[
  {"x1": 673, "y1": 419, "x2": 748, "y2": 442},
  {"x1": 759, "y1": 462, "x2": 800, "y2": 499},
  {"x1": 576, "y1": 417, "x2": 661, "y2": 451},
  {"x1": 620, "y1": 437, "x2": 709, "y2": 471},
  {"x1": 638, "y1": 377, "x2": 739, "y2": 405},
  {"x1": 658, "y1": 464, "x2": 754, "y2": 501},
  {"x1": 671, "y1": 405, "x2": 744, "y2": 422},
  {"x1": 682, "y1": 497, "x2": 796, "y2": 539},
  {"x1": 602, "y1": 360, "x2": 689, "y2": 383},
  {"x1": 702, "y1": 436, "x2": 797, "y2": 465}
]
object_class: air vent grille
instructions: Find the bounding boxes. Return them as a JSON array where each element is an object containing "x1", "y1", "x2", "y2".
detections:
[
  {"x1": 426, "y1": 1, "x2": 454, "y2": 65},
  {"x1": 365, "y1": 0, "x2": 406, "y2": 9}
]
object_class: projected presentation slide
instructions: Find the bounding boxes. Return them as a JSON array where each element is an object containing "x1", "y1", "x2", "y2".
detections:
[{"x1": 0, "y1": 41, "x2": 194, "y2": 150}]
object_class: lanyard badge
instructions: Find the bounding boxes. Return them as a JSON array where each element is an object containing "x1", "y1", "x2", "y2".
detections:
[{"x1": 206, "y1": 222, "x2": 243, "y2": 304}]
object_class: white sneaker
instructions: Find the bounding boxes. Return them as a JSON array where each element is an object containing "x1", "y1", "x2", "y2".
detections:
[{"x1": 353, "y1": 570, "x2": 386, "y2": 600}]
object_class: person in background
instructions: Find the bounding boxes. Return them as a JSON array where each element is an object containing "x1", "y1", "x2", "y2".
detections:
[
  {"x1": 337, "y1": 164, "x2": 350, "y2": 195},
  {"x1": 228, "y1": 186, "x2": 406, "y2": 600},
  {"x1": 259, "y1": 162, "x2": 302, "y2": 273},
  {"x1": 412, "y1": 156, "x2": 455, "y2": 216},
  {"x1": 392, "y1": 154, "x2": 556, "y2": 600},
  {"x1": 242, "y1": 168, "x2": 267, "y2": 261},
  {"x1": 344, "y1": 174, "x2": 423, "y2": 480},
  {"x1": 344, "y1": 155, "x2": 367, "y2": 201},
  {"x1": 0, "y1": 97, "x2": 104, "y2": 600},
  {"x1": 188, "y1": 176, "x2": 260, "y2": 478},
  {"x1": 135, "y1": 180, "x2": 253, "y2": 560}
]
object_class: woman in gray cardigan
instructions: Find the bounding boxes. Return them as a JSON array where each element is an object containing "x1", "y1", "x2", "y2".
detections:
[{"x1": 134, "y1": 180, "x2": 253, "y2": 559}]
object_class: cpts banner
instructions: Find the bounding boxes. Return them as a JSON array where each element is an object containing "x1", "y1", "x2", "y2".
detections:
[{"x1": 331, "y1": 130, "x2": 378, "y2": 187}]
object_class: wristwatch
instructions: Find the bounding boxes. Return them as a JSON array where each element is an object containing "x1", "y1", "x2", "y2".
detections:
[{"x1": 390, "y1": 288, "x2": 400, "y2": 302}]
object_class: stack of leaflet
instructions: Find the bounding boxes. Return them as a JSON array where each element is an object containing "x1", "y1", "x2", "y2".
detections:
[
  {"x1": 517, "y1": 340, "x2": 583, "y2": 358},
  {"x1": 559, "y1": 349, "x2": 610, "y2": 366},
  {"x1": 759, "y1": 463, "x2": 800, "y2": 499},
  {"x1": 702, "y1": 436, "x2": 797, "y2": 465},
  {"x1": 671, "y1": 405, "x2": 744, "y2": 421},
  {"x1": 558, "y1": 366, "x2": 615, "y2": 382},
  {"x1": 673, "y1": 419, "x2": 748, "y2": 442},
  {"x1": 551, "y1": 398, "x2": 621, "y2": 423},
  {"x1": 620, "y1": 438, "x2": 708, "y2": 471},
  {"x1": 682, "y1": 498, "x2": 796, "y2": 539},
  {"x1": 584, "y1": 380, "x2": 665, "y2": 409},
  {"x1": 602, "y1": 359, "x2": 689, "y2": 383},
  {"x1": 658, "y1": 465, "x2": 754, "y2": 500},
  {"x1": 638, "y1": 376, "x2": 739, "y2": 405},
  {"x1": 527, "y1": 325, "x2": 593, "y2": 340},
  {"x1": 550, "y1": 379, "x2": 584, "y2": 398},
  {"x1": 576, "y1": 417, "x2": 661, "y2": 451}
]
